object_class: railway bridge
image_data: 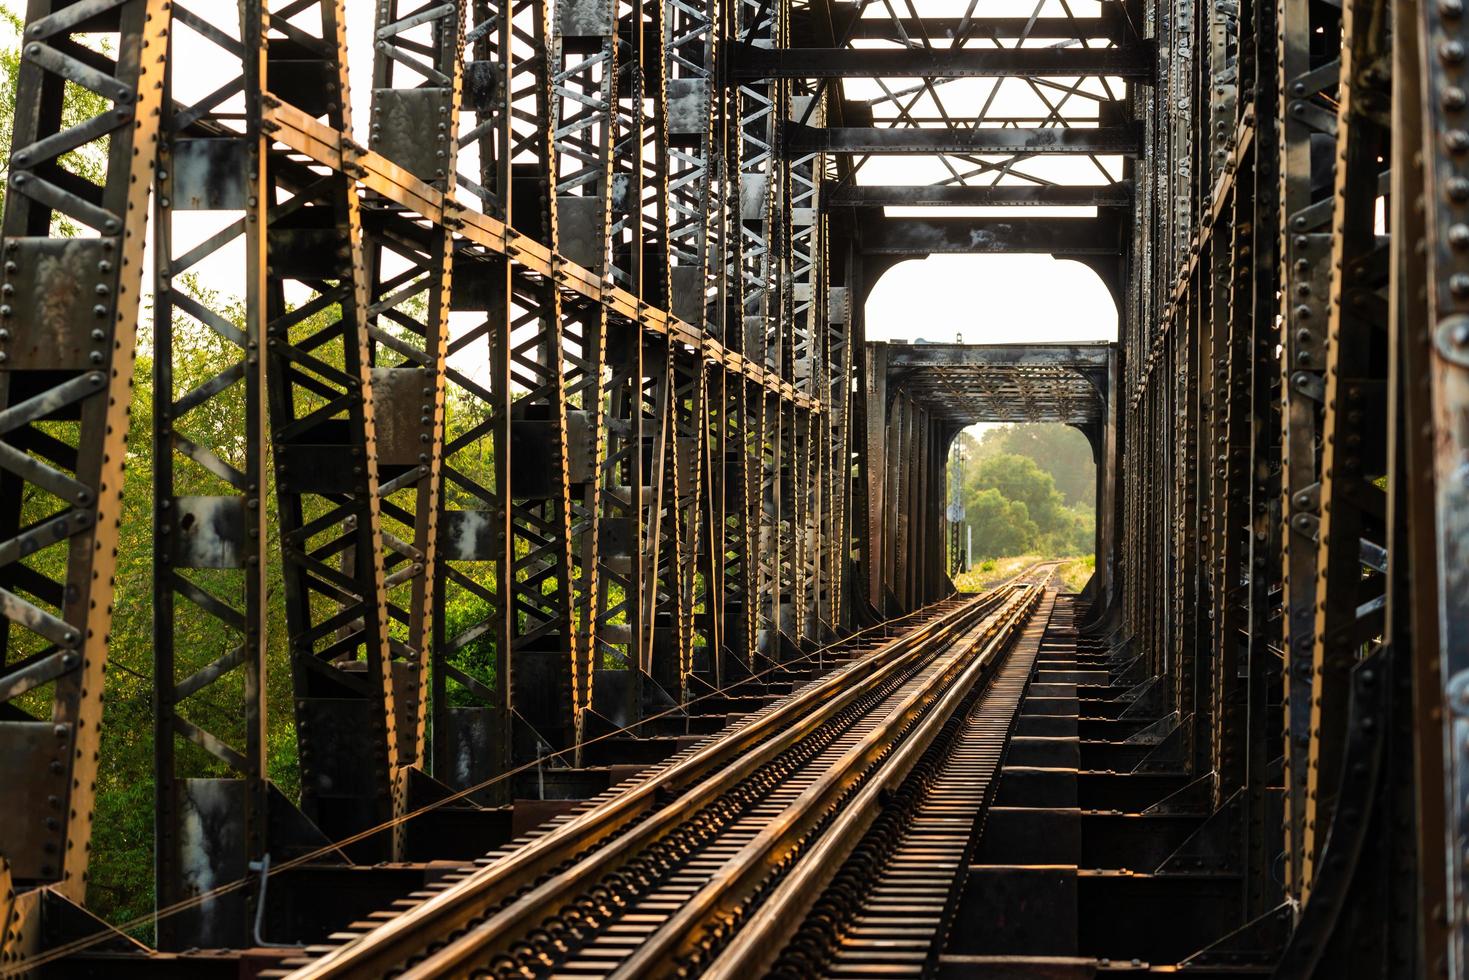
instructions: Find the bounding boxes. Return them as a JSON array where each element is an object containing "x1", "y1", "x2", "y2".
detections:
[{"x1": 0, "y1": 0, "x2": 1463, "y2": 976}]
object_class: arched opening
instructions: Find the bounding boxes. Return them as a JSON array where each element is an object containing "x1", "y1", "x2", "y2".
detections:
[
  {"x1": 946, "y1": 422, "x2": 1099, "y2": 593},
  {"x1": 863, "y1": 253, "x2": 1117, "y2": 601},
  {"x1": 865, "y1": 254, "x2": 1119, "y2": 345}
]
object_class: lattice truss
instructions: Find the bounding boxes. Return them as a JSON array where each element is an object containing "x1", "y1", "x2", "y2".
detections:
[
  {"x1": 790, "y1": 0, "x2": 1143, "y2": 202},
  {"x1": 0, "y1": 0, "x2": 837, "y2": 934},
  {"x1": 4, "y1": 0, "x2": 1469, "y2": 971},
  {"x1": 885, "y1": 344, "x2": 1109, "y2": 425},
  {"x1": 1117, "y1": 0, "x2": 1469, "y2": 968}
]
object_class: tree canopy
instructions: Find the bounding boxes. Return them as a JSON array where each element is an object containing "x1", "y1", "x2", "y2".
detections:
[
  {"x1": 963, "y1": 422, "x2": 1096, "y2": 506},
  {"x1": 950, "y1": 426, "x2": 1095, "y2": 560}
]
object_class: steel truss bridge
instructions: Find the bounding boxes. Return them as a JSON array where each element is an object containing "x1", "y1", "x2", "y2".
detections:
[{"x1": 0, "y1": 0, "x2": 1462, "y2": 976}]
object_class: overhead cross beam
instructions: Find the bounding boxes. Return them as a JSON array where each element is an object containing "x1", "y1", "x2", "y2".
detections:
[
  {"x1": 860, "y1": 215, "x2": 1121, "y2": 255},
  {"x1": 828, "y1": 182, "x2": 1132, "y2": 207},
  {"x1": 832, "y1": 15, "x2": 1124, "y2": 41},
  {"x1": 731, "y1": 44, "x2": 1154, "y2": 79},
  {"x1": 875, "y1": 341, "x2": 1111, "y2": 428},
  {"x1": 788, "y1": 124, "x2": 1143, "y2": 155},
  {"x1": 885, "y1": 343, "x2": 1114, "y2": 370}
]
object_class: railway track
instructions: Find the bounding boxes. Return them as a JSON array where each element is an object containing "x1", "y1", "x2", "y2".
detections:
[{"x1": 270, "y1": 567, "x2": 1057, "y2": 979}]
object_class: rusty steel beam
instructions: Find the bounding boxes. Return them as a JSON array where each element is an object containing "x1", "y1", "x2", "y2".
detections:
[
  {"x1": 0, "y1": 0, "x2": 170, "y2": 917},
  {"x1": 730, "y1": 44, "x2": 1154, "y2": 79},
  {"x1": 860, "y1": 215, "x2": 1120, "y2": 255},
  {"x1": 828, "y1": 13, "x2": 1124, "y2": 41},
  {"x1": 787, "y1": 123, "x2": 1143, "y2": 156},
  {"x1": 827, "y1": 182, "x2": 1132, "y2": 208}
]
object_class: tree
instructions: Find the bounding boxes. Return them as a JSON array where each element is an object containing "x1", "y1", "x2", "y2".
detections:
[
  {"x1": 971, "y1": 423, "x2": 1095, "y2": 506},
  {"x1": 971, "y1": 453, "x2": 1067, "y2": 534},
  {"x1": 952, "y1": 445, "x2": 1097, "y2": 559},
  {"x1": 967, "y1": 489, "x2": 1036, "y2": 558}
]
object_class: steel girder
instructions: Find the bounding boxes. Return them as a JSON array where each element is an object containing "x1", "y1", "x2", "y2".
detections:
[
  {"x1": 788, "y1": 122, "x2": 1144, "y2": 156},
  {"x1": 0, "y1": 0, "x2": 832, "y2": 958},
  {"x1": 1411, "y1": 0, "x2": 1469, "y2": 970},
  {"x1": 827, "y1": 183, "x2": 1132, "y2": 208},
  {"x1": 0, "y1": 0, "x2": 169, "y2": 930},
  {"x1": 3, "y1": 0, "x2": 1469, "y2": 971},
  {"x1": 729, "y1": 45, "x2": 1155, "y2": 80},
  {"x1": 858, "y1": 215, "x2": 1122, "y2": 256},
  {"x1": 1124, "y1": 0, "x2": 1466, "y2": 965},
  {"x1": 879, "y1": 342, "x2": 1111, "y2": 427}
]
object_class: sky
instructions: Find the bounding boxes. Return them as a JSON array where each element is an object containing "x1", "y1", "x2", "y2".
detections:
[{"x1": 0, "y1": 0, "x2": 1120, "y2": 352}]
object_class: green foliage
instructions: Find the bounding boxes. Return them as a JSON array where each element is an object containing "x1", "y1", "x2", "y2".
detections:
[
  {"x1": 952, "y1": 426, "x2": 1096, "y2": 562},
  {"x1": 966, "y1": 423, "x2": 1096, "y2": 506},
  {"x1": 1057, "y1": 554, "x2": 1095, "y2": 593},
  {"x1": 0, "y1": 11, "x2": 112, "y2": 232},
  {"x1": 966, "y1": 488, "x2": 1035, "y2": 559},
  {"x1": 951, "y1": 553, "x2": 1042, "y2": 593}
]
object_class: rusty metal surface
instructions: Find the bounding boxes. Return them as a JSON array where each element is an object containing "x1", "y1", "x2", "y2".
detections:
[{"x1": 0, "y1": 0, "x2": 1463, "y2": 974}]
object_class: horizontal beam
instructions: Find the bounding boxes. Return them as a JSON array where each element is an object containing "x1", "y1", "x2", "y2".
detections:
[
  {"x1": 732, "y1": 45, "x2": 1153, "y2": 79},
  {"x1": 833, "y1": 15, "x2": 1122, "y2": 41},
  {"x1": 787, "y1": 123, "x2": 1142, "y2": 156},
  {"x1": 883, "y1": 342, "x2": 1114, "y2": 369},
  {"x1": 262, "y1": 99, "x2": 820, "y2": 413},
  {"x1": 827, "y1": 182, "x2": 1132, "y2": 207},
  {"x1": 860, "y1": 215, "x2": 1120, "y2": 255}
]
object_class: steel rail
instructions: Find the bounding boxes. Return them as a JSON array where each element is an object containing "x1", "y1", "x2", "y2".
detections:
[
  {"x1": 605, "y1": 580, "x2": 1046, "y2": 977},
  {"x1": 707, "y1": 571, "x2": 1057, "y2": 977},
  {"x1": 396, "y1": 617, "x2": 997, "y2": 978},
  {"x1": 392, "y1": 581, "x2": 1043, "y2": 979},
  {"x1": 282, "y1": 587, "x2": 1018, "y2": 978}
]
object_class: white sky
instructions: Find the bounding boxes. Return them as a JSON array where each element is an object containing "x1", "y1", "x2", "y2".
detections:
[{"x1": 1, "y1": 1, "x2": 1120, "y2": 350}]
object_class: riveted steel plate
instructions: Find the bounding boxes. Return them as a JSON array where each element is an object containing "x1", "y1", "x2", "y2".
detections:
[
  {"x1": 370, "y1": 89, "x2": 452, "y2": 182},
  {"x1": 510, "y1": 412, "x2": 593, "y2": 496},
  {"x1": 591, "y1": 668, "x2": 633, "y2": 727},
  {"x1": 829, "y1": 287, "x2": 851, "y2": 324},
  {"x1": 669, "y1": 266, "x2": 704, "y2": 324},
  {"x1": 667, "y1": 80, "x2": 709, "y2": 137},
  {"x1": 267, "y1": 206, "x2": 344, "y2": 280},
  {"x1": 741, "y1": 175, "x2": 769, "y2": 220},
  {"x1": 556, "y1": 197, "x2": 605, "y2": 273},
  {"x1": 0, "y1": 238, "x2": 117, "y2": 371},
  {"x1": 450, "y1": 252, "x2": 508, "y2": 311},
  {"x1": 371, "y1": 366, "x2": 432, "y2": 466},
  {"x1": 556, "y1": 0, "x2": 614, "y2": 36},
  {"x1": 443, "y1": 706, "x2": 501, "y2": 793},
  {"x1": 276, "y1": 438, "x2": 358, "y2": 494},
  {"x1": 170, "y1": 139, "x2": 248, "y2": 211},
  {"x1": 296, "y1": 699, "x2": 382, "y2": 800},
  {"x1": 598, "y1": 516, "x2": 635, "y2": 559},
  {"x1": 265, "y1": 56, "x2": 334, "y2": 119},
  {"x1": 439, "y1": 509, "x2": 499, "y2": 561},
  {"x1": 511, "y1": 649, "x2": 564, "y2": 757},
  {"x1": 463, "y1": 61, "x2": 500, "y2": 114},
  {"x1": 169, "y1": 496, "x2": 246, "y2": 569},
  {"x1": 0, "y1": 722, "x2": 70, "y2": 881},
  {"x1": 169, "y1": 778, "x2": 248, "y2": 947}
]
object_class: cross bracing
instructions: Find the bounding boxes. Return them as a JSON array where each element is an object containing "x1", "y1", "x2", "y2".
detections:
[{"x1": 0, "y1": 0, "x2": 1463, "y2": 975}]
